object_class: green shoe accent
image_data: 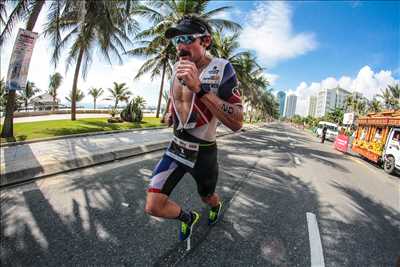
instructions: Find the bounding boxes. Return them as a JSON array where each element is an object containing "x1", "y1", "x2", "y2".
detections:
[
  {"x1": 179, "y1": 211, "x2": 200, "y2": 241},
  {"x1": 208, "y1": 201, "x2": 222, "y2": 225}
]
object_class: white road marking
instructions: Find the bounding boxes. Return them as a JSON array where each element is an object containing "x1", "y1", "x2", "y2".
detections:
[
  {"x1": 186, "y1": 237, "x2": 191, "y2": 251},
  {"x1": 294, "y1": 157, "x2": 301, "y2": 165},
  {"x1": 306, "y1": 212, "x2": 325, "y2": 267}
]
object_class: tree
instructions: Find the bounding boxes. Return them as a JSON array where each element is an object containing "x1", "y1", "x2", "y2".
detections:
[
  {"x1": 48, "y1": 72, "x2": 63, "y2": 110},
  {"x1": 368, "y1": 98, "x2": 382, "y2": 113},
  {"x1": 45, "y1": 0, "x2": 137, "y2": 121},
  {"x1": 105, "y1": 82, "x2": 132, "y2": 109},
  {"x1": 127, "y1": 0, "x2": 241, "y2": 118},
  {"x1": 344, "y1": 95, "x2": 354, "y2": 112},
  {"x1": 378, "y1": 84, "x2": 399, "y2": 110},
  {"x1": 65, "y1": 88, "x2": 84, "y2": 103},
  {"x1": 1, "y1": 0, "x2": 47, "y2": 137},
  {"x1": 387, "y1": 83, "x2": 400, "y2": 109},
  {"x1": 88, "y1": 87, "x2": 104, "y2": 110},
  {"x1": 0, "y1": 77, "x2": 7, "y2": 112},
  {"x1": 18, "y1": 81, "x2": 40, "y2": 111},
  {"x1": 326, "y1": 107, "x2": 344, "y2": 125}
]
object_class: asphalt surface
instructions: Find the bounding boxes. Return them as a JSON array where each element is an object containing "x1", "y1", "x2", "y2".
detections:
[{"x1": 1, "y1": 123, "x2": 399, "y2": 266}]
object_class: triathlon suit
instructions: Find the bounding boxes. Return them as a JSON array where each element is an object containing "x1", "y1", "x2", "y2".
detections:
[{"x1": 148, "y1": 57, "x2": 242, "y2": 197}]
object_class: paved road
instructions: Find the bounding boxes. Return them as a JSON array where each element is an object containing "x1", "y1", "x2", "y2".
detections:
[{"x1": 1, "y1": 123, "x2": 399, "y2": 266}]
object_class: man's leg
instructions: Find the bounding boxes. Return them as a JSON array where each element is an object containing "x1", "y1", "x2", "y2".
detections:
[
  {"x1": 201, "y1": 193, "x2": 220, "y2": 208},
  {"x1": 145, "y1": 154, "x2": 200, "y2": 241},
  {"x1": 145, "y1": 192, "x2": 181, "y2": 219}
]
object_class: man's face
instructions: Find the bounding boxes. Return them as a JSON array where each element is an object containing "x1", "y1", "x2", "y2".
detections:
[{"x1": 175, "y1": 35, "x2": 211, "y2": 62}]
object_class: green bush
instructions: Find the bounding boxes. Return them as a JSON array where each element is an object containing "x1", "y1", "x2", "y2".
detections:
[{"x1": 121, "y1": 96, "x2": 146, "y2": 123}]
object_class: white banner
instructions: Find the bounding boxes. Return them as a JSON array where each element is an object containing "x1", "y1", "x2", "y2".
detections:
[
  {"x1": 343, "y1": 112, "x2": 355, "y2": 125},
  {"x1": 6, "y1": 28, "x2": 38, "y2": 91}
]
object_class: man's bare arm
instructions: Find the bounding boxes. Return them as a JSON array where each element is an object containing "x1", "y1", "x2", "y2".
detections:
[
  {"x1": 199, "y1": 92, "x2": 243, "y2": 132},
  {"x1": 161, "y1": 98, "x2": 173, "y2": 126}
]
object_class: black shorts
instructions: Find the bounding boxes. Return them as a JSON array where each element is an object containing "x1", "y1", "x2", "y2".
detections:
[{"x1": 148, "y1": 132, "x2": 218, "y2": 197}]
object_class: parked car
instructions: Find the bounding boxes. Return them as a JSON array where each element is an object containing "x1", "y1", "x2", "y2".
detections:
[{"x1": 316, "y1": 121, "x2": 339, "y2": 141}]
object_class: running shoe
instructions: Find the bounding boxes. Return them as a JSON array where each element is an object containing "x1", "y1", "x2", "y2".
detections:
[
  {"x1": 179, "y1": 211, "x2": 200, "y2": 241},
  {"x1": 208, "y1": 201, "x2": 222, "y2": 225}
]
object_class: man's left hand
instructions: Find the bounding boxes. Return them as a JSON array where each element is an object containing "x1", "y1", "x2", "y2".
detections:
[{"x1": 176, "y1": 60, "x2": 200, "y2": 93}]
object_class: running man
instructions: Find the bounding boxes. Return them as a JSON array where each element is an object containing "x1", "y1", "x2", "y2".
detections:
[{"x1": 144, "y1": 15, "x2": 243, "y2": 241}]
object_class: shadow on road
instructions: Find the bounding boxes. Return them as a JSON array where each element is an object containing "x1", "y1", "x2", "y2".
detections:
[
  {"x1": 1, "y1": 124, "x2": 397, "y2": 266},
  {"x1": 321, "y1": 182, "x2": 400, "y2": 266}
]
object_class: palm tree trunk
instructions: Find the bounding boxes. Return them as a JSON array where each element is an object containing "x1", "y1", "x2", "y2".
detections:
[
  {"x1": 71, "y1": 47, "x2": 84, "y2": 120},
  {"x1": 52, "y1": 95, "x2": 56, "y2": 111},
  {"x1": 156, "y1": 61, "x2": 167, "y2": 118},
  {"x1": 1, "y1": 0, "x2": 45, "y2": 138},
  {"x1": 94, "y1": 99, "x2": 96, "y2": 110}
]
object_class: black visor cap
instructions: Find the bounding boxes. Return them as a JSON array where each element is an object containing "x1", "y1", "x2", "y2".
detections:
[{"x1": 165, "y1": 18, "x2": 209, "y2": 39}]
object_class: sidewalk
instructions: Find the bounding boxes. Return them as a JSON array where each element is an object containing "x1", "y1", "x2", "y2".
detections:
[{"x1": 1, "y1": 124, "x2": 265, "y2": 186}]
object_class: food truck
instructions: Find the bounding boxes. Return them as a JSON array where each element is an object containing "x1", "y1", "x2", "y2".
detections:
[{"x1": 352, "y1": 110, "x2": 400, "y2": 174}]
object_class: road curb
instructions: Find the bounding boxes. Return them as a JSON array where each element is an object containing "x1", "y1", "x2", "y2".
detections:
[
  {"x1": 0, "y1": 123, "x2": 269, "y2": 187},
  {"x1": 1, "y1": 140, "x2": 171, "y2": 187},
  {"x1": 0, "y1": 126, "x2": 168, "y2": 148}
]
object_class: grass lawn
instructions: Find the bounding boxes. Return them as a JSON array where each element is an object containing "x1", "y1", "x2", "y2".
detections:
[{"x1": 0, "y1": 117, "x2": 165, "y2": 143}]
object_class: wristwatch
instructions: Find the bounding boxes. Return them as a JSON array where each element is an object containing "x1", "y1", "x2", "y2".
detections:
[{"x1": 196, "y1": 83, "x2": 210, "y2": 98}]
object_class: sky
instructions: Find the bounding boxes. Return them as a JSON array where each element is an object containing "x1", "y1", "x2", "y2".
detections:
[{"x1": 1, "y1": 1, "x2": 399, "y2": 115}]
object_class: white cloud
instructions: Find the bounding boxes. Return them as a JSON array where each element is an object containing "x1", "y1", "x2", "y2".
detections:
[
  {"x1": 291, "y1": 65, "x2": 399, "y2": 116},
  {"x1": 215, "y1": 7, "x2": 243, "y2": 22},
  {"x1": 263, "y1": 72, "x2": 279, "y2": 86},
  {"x1": 239, "y1": 2, "x2": 317, "y2": 67}
]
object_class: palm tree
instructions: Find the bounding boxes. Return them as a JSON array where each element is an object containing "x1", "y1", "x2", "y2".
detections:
[
  {"x1": 327, "y1": 107, "x2": 344, "y2": 125},
  {"x1": 127, "y1": 0, "x2": 241, "y2": 118},
  {"x1": 88, "y1": 87, "x2": 104, "y2": 110},
  {"x1": 0, "y1": 77, "x2": 7, "y2": 111},
  {"x1": 105, "y1": 82, "x2": 132, "y2": 109},
  {"x1": 233, "y1": 53, "x2": 266, "y2": 115},
  {"x1": 344, "y1": 95, "x2": 354, "y2": 112},
  {"x1": 388, "y1": 83, "x2": 400, "y2": 99},
  {"x1": 45, "y1": 0, "x2": 138, "y2": 121},
  {"x1": 48, "y1": 72, "x2": 63, "y2": 110},
  {"x1": 378, "y1": 87, "x2": 394, "y2": 110},
  {"x1": 368, "y1": 98, "x2": 382, "y2": 113},
  {"x1": 18, "y1": 81, "x2": 40, "y2": 111},
  {"x1": 1, "y1": 0, "x2": 47, "y2": 137},
  {"x1": 65, "y1": 88, "x2": 85, "y2": 103},
  {"x1": 387, "y1": 83, "x2": 400, "y2": 109}
]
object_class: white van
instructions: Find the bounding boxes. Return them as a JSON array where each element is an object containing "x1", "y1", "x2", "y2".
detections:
[
  {"x1": 382, "y1": 127, "x2": 400, "y2": 174},
  {"x1": 316, "y1": 121, "x2": 339, "y2": 141}
]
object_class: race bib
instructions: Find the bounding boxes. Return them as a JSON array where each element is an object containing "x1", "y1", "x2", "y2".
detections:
[{"x1": 166, "y1": 136, "x2": 199, "y2": 168}]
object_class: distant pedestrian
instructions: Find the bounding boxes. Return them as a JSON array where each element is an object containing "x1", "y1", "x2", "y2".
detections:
[{"x1": 321, "y1": 126, "x2": 327, "y2": 143}]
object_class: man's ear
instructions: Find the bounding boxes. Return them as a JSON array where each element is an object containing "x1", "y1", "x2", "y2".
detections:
[{"x1": 201, "y1": 36, "x2": 212, "y2": 48}]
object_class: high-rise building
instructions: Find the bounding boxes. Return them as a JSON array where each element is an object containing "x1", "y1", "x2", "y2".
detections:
[
  {"x1": 284, "y1": 94, "x2": 297, "y2": 118},
  {"x1": 308, "y1": 96, "x2": 317, "y2": 117},
  {"x1": 277, "y1": 91, "x2": 286, "y2": 117},
  {"x1": 335, "y1": 87, "x2": 351, "y2": 110},
  {"x1": 316, "y1": 87, "x2": 351, "y2": 117}
]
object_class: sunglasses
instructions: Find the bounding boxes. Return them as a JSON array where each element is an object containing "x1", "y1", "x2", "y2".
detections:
[{"x1": 171, "y1": 34, "x2": 207, "y2": 46}]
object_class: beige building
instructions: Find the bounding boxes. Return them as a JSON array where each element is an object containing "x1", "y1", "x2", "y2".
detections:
[{"x1": 316, "y1": 87, "x2": 351, "y2": 117}]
